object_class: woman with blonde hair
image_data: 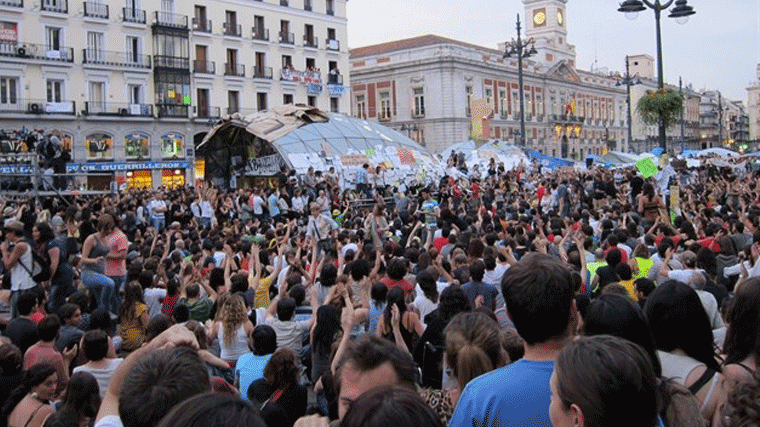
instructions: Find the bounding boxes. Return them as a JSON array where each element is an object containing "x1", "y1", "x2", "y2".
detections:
[
  {"x1": 419, "y1": 311, "x2": 505, "y2": 425},
  {"x1": 208, "y1": 294, "x2": 253, "y2": 367}
]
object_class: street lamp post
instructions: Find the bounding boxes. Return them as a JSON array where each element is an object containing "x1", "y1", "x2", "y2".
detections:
[
  {"x1": 679, "y1": 76, "x2": 685, "y2": 152},
  {"x1": 616, "y1": 55, "x2": 641, "y2": 153},
  {"x1": 617, "y1": 0, "x2": 695, "y2": 152},
  {"x1": 504, "y1": 14, "x2": 537, "y2": 147}
]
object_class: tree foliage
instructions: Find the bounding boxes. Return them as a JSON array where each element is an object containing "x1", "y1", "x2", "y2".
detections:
[{"x1": 637, "y1": 88, "x2": 684, "y2": 130}]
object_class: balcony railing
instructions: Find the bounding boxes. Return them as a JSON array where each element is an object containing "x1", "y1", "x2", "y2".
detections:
[
  {"x1": 326, "y1": 73, "x2": 343, "y2": 85},
  {"x1": 224, "y1": 63, "x2": 244, "y2": 77},
  {"x1": 325, "y1": 39, "x2": 340, "y2": 51},
  {"x1": 153, "y1": 11, "x2": 188, "y2": 29},
  {"x1": 41, "y1": 0, "x2": 67, "y2": 13},
  {"x1": 83, "y1": 101, "x2": 153, "y2": 117},
  {"x1": 156, "y1": 104, "x2": 189, "y2": 118},
  {"x1": 0, "y1": 0, "x2": 23, "y2": 8},
  {"x1": 195, "y1": 106, "x2": 220, "y2": 118},
  {"x1": 123, "y1": 8, "x2": 146, "y2": 24},
  {"x1": 251, "y1": 27, "x2": 269, "y2": 41},
  {"x1": 9, "y1": 99, "x2": 76, "y2": 114},
  {"x1": 252, "y1": 66, "x2": 273, "y2": 79},
  {"x1": 0, "y1": 41, "x2": 74, "y2": 62},
  {"x1": 153, "y1": 55, "x2": 189, "y2": 69},
  {"x1": 192, "y1": 18, "x2": 212, "y2": 32},
  {"x1": 83, "y1": 1, "x2": 108, "y2": 18},
  {"x1": 279, "y1": 31, "x2": 294, "y2": 44},
  {"x1": 222, "y1": 23, "x2": 241, "y2": 37},
  {"x1": 303, "y1": 35, "x2": 318, "y2": 48},
  {"x1": 193, "y1": 60, "x2": 215, "y2": 74},
  {"x1": 82, "y1": 49, "x2": 151, "y2": 68}
]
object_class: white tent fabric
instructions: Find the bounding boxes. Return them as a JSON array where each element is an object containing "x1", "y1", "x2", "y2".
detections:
[{"x1": 443, "y1": 140, "x2": 531, "y2": 174}]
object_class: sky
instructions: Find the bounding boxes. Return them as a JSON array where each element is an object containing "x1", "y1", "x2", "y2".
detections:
[{"x1": 346, "y1": 0, "x2": 759, "y2": 103}]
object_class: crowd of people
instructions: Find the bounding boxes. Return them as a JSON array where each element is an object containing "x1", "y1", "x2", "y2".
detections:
[{"x1": 0, "y1": 154, "x2": 760, "y2": 427}]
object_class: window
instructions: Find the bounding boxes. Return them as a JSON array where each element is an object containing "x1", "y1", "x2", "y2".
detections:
[
  {"x1": 536, "y1": 96, "x2": 543, "y2": 115},
  {"x1": 125, "y1": 133, "x2": 149, "y2": 158},
  {"x1": 126, "y1": 36, "x2": 139, "y2": 63},
  {"x1": 128, "y1": 84, "x2": 142, "y2": 104},
  {"x1": 87, "y1": 133, "x2": 114, "y2": 159},
  {"x1": 281, "y1": 55, "x2": 292, "y2": 68},
  {"x1": 224, "y1": 10, "x2": 238, "y2": 35},
  {"x1": 304, "y1": 0, "x2": 311, "y2": 10},
  {"x1": 161, "y1": 133, "x2": 183, "y2": 158},
  {"x1": 279, "y1": 20, "x2": 291, "y2": 43},
  {"x1": 0, "y1": 77, "x2": 18, "y2": 105},
  {"x1": 89, "y1": 81, "x2": 105, "y2": 112},
  {"x1": 257, "y1": 92, "x2": 267, "y2": 110},
  {"x1": 326, "y1": 0, "x2": 333, "y2": 15},
  {"x1": 226, "y1": 49, "x2": 238, "y2": 74},
  {"x1": 355, "y1": 94, "x2": 365, "y2": 118},
  {"x1": 330, "y1": 97, "x2": 338, "y2": 113},
  {"x1": 283, "y1": 93, "x2": 293, "y2": 104},
  {"x1": 305, "y1": 57, "x2": 315, "y2": 70},
  {"x1": 196, "y1": 88, "x2": 209, "y2": 116},
  {"x1": 466, "y1": 85, "x2": 473, "y2": 115},
  {"x1": 86, "y1": 31, "x2": 104, "y2": 62},
  {"x1": 46, "y1": 79, "x2": 63, "y2": 102},
  {"x1": 485, "y1": 87, "x2": 493, "y2": 106},
  {"x1": 304, "y1": 24, "x2": 315, "y2": 46},
  {"x1": 194, "y1": 5, "x2": 208, "y2": 31},
  {"x1": 253, "y1": 16, "x2": 265, "y2": 39},
  {"x1": 255, "y1": 52, "x2": 266, "y2": 76},
  {"x1": 413, "y1": 87, "x2": 424, "y2": 117},
  {"x1": 46, "y1": 26, "x2": 61, "y2": 51},
  {"x1": 327, "y1": 28, "x2": 336, "y2": 40},
  {"x1": 307, "y1": 96, "x2": 316, "y2": 107},
  {"x1": 499, "y1": 90, "x2": 507, "y2": 116},
  {"x1": 511, "y1": 91, "x2": 519, "y2": 115},
  {"x1": 326, "y1": 28, "x2": 338, "y2": 50},
  {"x1": 379, "y1": 91, "x2": 391, "y2": 120},
  {"x1": 227, "y1": 90, "x2": 239, "y2": 114}
]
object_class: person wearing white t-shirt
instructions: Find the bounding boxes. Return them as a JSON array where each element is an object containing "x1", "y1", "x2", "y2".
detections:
[{"x1": 250, "y1": 190, "x2": 265, "y2": 222}]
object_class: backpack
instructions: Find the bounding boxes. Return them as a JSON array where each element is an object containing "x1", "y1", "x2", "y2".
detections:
[{"x1": 18, "y1": 246, "x2": 51, "y2": 283}]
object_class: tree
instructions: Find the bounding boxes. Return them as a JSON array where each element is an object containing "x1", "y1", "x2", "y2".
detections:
[{"x1": 637, "y1": 88, "x2": 684, "y2": 131}]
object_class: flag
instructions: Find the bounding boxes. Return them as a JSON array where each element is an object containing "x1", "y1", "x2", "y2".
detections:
[{"x1": 397, "y1": 148, "x2": 416, "y2": 165}]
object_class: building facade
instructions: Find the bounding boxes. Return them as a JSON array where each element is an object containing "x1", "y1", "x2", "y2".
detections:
[
  {"x1": 0, "y1": 0, "x2": 348, "y2": 189},
  {"x1": 349, "y1": 0, "x2": 628, "y2": 156}
]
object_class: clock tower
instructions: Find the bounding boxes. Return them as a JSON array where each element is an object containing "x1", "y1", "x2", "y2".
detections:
[{"x1": 524, "y1": 0, "x2": 576, "y2": 67}]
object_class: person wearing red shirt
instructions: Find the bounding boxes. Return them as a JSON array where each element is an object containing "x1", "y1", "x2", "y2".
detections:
[
  {"x1": 380, "y1": 258, "x2": 413, "y2": 296},
  {"x1": 434, "y1": 227, "x2": 452, "y2": 252}
]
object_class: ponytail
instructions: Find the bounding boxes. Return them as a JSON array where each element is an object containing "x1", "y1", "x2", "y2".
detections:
[{"x1": 454, "y1": 343, "x2": 495, "y2": 392}]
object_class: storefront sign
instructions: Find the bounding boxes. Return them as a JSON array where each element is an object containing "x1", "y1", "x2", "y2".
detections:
[
  {"x1": 244, "y1": 154, "x2": 283, "y2": 176},
  {"x1": 67, "y1": 161, "x2": 191, "y2": 173}
]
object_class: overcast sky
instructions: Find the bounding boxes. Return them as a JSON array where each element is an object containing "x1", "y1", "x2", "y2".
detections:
[{"x1": 346, "y1": 0, "x2": 759, "y2": 103}]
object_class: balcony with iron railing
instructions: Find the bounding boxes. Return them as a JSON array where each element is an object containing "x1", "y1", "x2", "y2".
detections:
[
  {"x1": 122, "y1": 7, "x2": 146, "y2": 24},
  {"x1": 251, "y1": 27, "x2": 269, "y2": 41},
  {"x1": 41, "y1": 0, "x2": 67, "y2": 13},
  {"x1": 195, "y1": 105, "x2": 220, "y2": 119},
  {"x1": 252, "y1": 66, "x2": 273, "y2": 79},
  {"x1": 0, "y1": 0, "x2": 23, "y2": 9},
  {"x1": 224, "y1": 63, "x2": 244, "y2": 77},
  {"x1": 279, "y1": 31, "x2": 294, "y2": 44},
  {"x1": 156, "y1": 104, "x2": 189, "y2": 118},
  {"x1": 193, "y1": 60, "x2": 215, "y2": 74},
  {"x1": 83, "y1": 1, "x2": 108, "y2": 18},
  {"x1": 153, "y1": 11, "x2": 188, "y2": 29},
  {"x1": 222, "y1": 22, "x2": 242, "y2": 37},
  {"x1": 326, "y1": 73, "x2": 342, "y2": 85},
  {"x1": 192, "y1": 17, "x2": 212, "y2": 33},
  {"x1": 325, "y1": 38, "x2": 340, "y2": 51},
  {"x1": 83, "y1": 101, "x2": 153, "y2": 117},
  {"x1": 5, "y1": 99, "x2": 76, "y2": 114},
  {"x1": 0, "y1": 41, "x2": 74, "y2": 62},
  {"x1": 303, "y1": 35, "x2": 318, "y2": 48},
  {"x1": 153, "y1": 55, "x2": 189, "y2": 69},
  {"x1": 82, "y1": 49, "x2": 151, "y2": 68}
]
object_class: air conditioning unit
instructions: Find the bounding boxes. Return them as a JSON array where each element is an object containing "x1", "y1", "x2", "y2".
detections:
[
  {"x1": 16, "y1": 45, "x2": 29, "y2": 57},
  {"x1": 28, "y1": 103, "x2": 43, "y2": 114}
]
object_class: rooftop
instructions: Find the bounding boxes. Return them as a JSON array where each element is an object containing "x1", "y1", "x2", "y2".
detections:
[{"x1": 349, "y1": 34, "x2": 502, "y2": 59}]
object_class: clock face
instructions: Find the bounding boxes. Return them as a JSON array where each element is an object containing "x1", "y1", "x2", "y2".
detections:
[
  {"x1": 533, "y1": 11, "x2": 546, "y2": 26},
  {"x1": 557, "y1": 10, "x2": 563, "y2": 25}
]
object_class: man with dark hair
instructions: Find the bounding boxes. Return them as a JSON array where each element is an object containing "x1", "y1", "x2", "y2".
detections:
[
  {"x1": 74, "y1": 330, "x2": 122, "y2": 399},
  {"x1": 56, "y1": 302, "x2": 84, "y2": 352},
  {"x1": 461, "y1": 259, "x2": 498, "y2": 311},
  {"x1": 24, "y1": 314, "x2": 76, "y2": 396},
  {"x1": 450, "y1": 253, "x2": 577, "y2": 427},
  {"x1": 178, "y1": 281, "x2": 216, "y2": 322},
  {"x1": 295, "y1": 335, "x2": 416, "y2": 427},
  {"x1": 265, "y1": 296, "x2": 312, "y2": 358},
  {"x1": 95, "y1": 325, "x2": 209, "y2": 427},
  {"x1": 236, "y1": 324, "x2": 277, "y2": 400},
  {"x1": 3, "y1": 290, "x2": 39, "y2": 354}
]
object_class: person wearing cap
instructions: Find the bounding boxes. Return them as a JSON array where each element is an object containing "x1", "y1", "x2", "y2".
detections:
[{"x1": 1, "y1": 220, "x2": 35, "y2": 317}]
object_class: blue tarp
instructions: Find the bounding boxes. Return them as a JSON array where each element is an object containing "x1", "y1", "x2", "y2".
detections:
[
  {"x1": 651, "y1": 147, "x2": 665, "y2": 157},
  {"x1": 526, "y1": 149, "x2": 575, "y2": 170}
]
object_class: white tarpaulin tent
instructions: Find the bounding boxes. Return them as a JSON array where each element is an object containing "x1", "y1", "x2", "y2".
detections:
[{"x1": 443, "y1": 140, "x2": 531, "y2": 174}]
